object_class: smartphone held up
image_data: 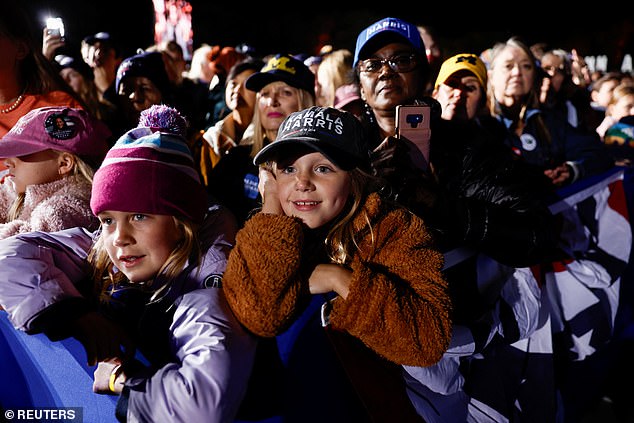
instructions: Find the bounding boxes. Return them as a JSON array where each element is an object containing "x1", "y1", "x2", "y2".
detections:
[
  {"x1": 45, "y1": 17, "x2": 65, "y2": 38},
  {"x1": 395, "y1": 104, "x2": 431, "y2": 172}
]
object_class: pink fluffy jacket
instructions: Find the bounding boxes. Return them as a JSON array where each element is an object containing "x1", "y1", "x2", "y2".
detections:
[{"x1": 0, "y1": 177, "x2": 98, "y2": 239}]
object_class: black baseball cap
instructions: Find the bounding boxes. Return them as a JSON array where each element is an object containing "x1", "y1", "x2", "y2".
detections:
[
  {"x1": 82, "y1": 32, "x2": 119, "y2": 55},
  {"x1": 254, "y1": 106, "x2": 370, "y2": 171}
]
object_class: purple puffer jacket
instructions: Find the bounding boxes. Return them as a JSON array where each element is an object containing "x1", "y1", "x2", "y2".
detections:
[{"x1": 0, "y1": 205, "x2": 256, "y2": 423}]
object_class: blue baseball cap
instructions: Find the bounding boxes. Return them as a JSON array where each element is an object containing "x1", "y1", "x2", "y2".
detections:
[{"x1": 354, "y1": 17, "x2": 426, "y2": 67}]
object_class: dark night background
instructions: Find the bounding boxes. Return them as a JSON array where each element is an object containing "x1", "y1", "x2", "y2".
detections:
[{"x1": 24, "y1": 1, "x2": 634, "y2": 72}]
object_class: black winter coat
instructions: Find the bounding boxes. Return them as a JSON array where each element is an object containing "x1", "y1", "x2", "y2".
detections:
[{"x1": 363, "y1": 107, "x2": 561, "y2": 268}]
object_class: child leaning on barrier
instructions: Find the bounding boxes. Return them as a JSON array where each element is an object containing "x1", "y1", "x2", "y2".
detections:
[
  {"x1": 0, "y1": 105, "x2": 256, "y2": 423},
  {"x1": 223, "y1": 106, "x2": 452, "y2": 422}
]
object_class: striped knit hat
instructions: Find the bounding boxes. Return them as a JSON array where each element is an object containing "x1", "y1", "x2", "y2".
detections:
[{"x1": 90, "y1": 105, "x2": 207, "y2": 223}]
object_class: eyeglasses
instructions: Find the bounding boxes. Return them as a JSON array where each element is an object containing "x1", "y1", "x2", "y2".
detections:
[{"x1": 358, "y1": 54, "x2": 418, "y2": 74}]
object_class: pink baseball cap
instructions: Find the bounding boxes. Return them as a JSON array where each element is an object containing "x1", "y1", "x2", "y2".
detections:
[
  {"x1": 0, "y1": 107, "x2": 111, "y2": 167},
  {"x1": 334, "y1": 84, "x2": 362, "y2": 109}
]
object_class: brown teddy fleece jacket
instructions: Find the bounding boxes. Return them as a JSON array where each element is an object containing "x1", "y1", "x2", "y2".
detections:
[{"x1": 223, "y1": 192, "x2": 452, "y2": 367}]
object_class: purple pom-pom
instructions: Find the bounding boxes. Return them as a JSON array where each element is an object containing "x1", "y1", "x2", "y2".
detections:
[{"x1": 138, "y1": 105, "x2": 188, "y2": 137}]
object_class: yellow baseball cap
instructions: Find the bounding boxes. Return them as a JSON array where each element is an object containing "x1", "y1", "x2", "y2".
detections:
[{"x1": 435, "y1": 53, "x2": 487, "y2": 90}]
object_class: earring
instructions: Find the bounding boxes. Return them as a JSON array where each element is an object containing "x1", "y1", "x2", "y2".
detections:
[{"x1": 363, "y1": 102, "x2": 376, "y2": 125}]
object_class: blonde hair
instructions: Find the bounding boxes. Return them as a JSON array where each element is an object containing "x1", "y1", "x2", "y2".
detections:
[
  {"x1": 606, "y1": 83, "x2": 634, "y2": 118},
  {"x1": 316, "y1": 49, "x2": 354, "y2": 107},
  {"x1": 247, "y1": 82, "x2": 315, "y2": 159},
  {"x1": 186, "y1": 44, "x2": 213, "y2": 82},
  {"x1": 263, "y1": 161, "x2": 382, "y2": 265},
  {"x1": 88, "y1": 216, "x2": 201, "y2": 304},
  {"x1": 325, "y1": 168, "x2": 378, "y2": 264},
  {"x1": 7, "y1": 151, "x2": 95, "y2": 221}
]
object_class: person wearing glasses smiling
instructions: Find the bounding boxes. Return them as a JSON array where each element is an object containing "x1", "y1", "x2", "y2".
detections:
[{"x1": 353, "y1": 17, "x2": 564, "y2": 423}]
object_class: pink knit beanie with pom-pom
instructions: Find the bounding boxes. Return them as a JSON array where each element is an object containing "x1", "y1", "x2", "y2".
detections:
[{"x1": 90, "y1": 105, "x2": 207, "y2": 223}]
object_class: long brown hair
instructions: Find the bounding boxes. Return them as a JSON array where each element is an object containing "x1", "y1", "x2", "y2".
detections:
[{"x1": 0, "y1": 3, "x2": 86, "y2": 106}]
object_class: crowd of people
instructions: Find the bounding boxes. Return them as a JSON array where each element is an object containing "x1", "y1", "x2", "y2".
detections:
[{"x1": 1, "y1": 2, "x2": 634, "y2": 422}]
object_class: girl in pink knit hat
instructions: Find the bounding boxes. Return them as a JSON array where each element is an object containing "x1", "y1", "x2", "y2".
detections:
[{"x1": 0, "y1": 105, "x2": 256, "y2": 422}]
